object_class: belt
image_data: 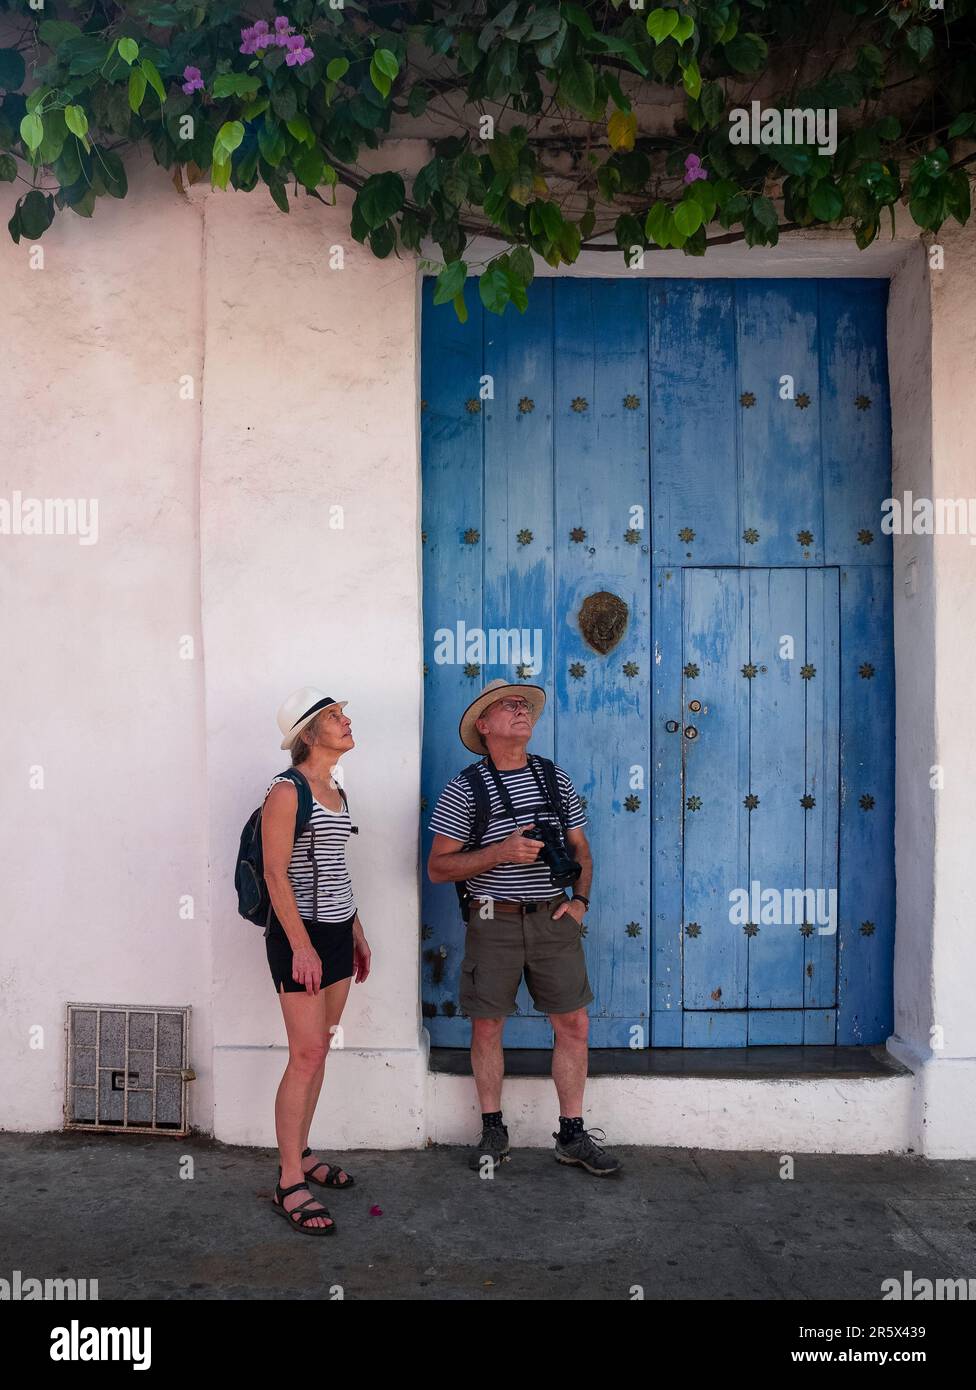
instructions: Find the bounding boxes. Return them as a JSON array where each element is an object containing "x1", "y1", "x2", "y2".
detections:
[{"x1": 481, "y1": 896, "x2": 563, "y2": 916}]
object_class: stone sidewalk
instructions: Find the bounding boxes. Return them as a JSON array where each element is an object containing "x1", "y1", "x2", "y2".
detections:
[{"x1": 1, "y1": 1131, "x2": 975, "y2": 1300}]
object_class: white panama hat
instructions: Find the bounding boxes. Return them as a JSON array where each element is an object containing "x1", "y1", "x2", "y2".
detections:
[
  {"x1": 276, "y1": 686, "x2": 348, "y2": 751},
  {"x1": 458, "y1": 678, "x2": 545, "y2": 755}
]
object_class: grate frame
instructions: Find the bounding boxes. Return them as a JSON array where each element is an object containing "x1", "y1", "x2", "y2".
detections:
[{"x1": 64, "y1": 1002, "x2": 192, "y2": 1136}]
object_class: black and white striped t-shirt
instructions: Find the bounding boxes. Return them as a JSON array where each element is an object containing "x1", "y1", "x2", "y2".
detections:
[
  {"x1": 265, "y1": 775, "x2": 356, "y2": 922},
  {"x1": 428, "y1": 759, "x2": 586, "y2": 901}
]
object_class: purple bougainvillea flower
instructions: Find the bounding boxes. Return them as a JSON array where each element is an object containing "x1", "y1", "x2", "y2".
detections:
[
  {"x1": 285, "y1": 33, "x2": 304, "y2": 50},
  {"x1": 274, "y1": 14, "x2": 291, "y2": 31},
  {"x1": 683, "y1": 153, "x2": 708, "y2": 184},
  {"x1": 253, "y1": 19, "x2": 269, "y2": 35},
  {"x1": 286, "y1": 45, "x2": 314, "y2": 66},
  {"x1": 181, "y1": 65, "x2": 204, "y2": 95}
]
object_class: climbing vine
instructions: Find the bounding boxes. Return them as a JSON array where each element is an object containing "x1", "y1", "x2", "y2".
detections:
[{"x1": 0, "y1": 0, "x2": 973, "y2": 315}]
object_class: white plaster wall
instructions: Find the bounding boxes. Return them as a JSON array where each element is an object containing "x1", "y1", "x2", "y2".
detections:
[
  {"x1": 195, "y1": 165, "x2": 429, "y2": 1148},
  {"x1": 0, "y1": 157, "x2": 211, "y2": 1128}
]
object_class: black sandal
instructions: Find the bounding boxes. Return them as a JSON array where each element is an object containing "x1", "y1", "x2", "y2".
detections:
[
  {"x1": 272, "y1": 1178, "x2": 336, "y2": 1235},
  {"x1": 302, "y1": 1146, "x2": 355, "y2": 1189}
]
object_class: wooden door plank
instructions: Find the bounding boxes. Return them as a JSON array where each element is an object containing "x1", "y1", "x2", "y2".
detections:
[
  {"x1": 820, "y1": 281, "x2": 892, "y2": 569},
  {"x1": 554, "y1": 280, "x2": 651, "y2": 1042},
  {"x1": 649, "y1": 280, "x2": 738, "y2": 567},
  {"x1": 681, "y1": 567, "x2": 750, "y2": 1010},
  {"x1": 803, "y1": 567, "x2": 840, "y2": 1010},
  {"x1": 420, "y1": 279, "x2": 486, "y2": 1043},
  {"x1": 735, "y1": 281, "x2": 823, "y2": 566},
  {"x1": 747, "y1": 567, "x2": 807, "y2": 1008},
  {"x1": 837, "y1": 566, "x2": 895, "y2": 1043}
]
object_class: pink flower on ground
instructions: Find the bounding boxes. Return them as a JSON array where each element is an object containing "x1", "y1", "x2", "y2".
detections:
[
  {"x1": 369, "y1": 1204, "x2": 383, "y2": 1216},
  {"x1": 683, "y1": 153, "x2": 708, "y2": 184}
]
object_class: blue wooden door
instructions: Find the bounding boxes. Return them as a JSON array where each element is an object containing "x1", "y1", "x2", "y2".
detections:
[{"x1": 422, "y1": 277, "x2": 893, "y2": 1049}]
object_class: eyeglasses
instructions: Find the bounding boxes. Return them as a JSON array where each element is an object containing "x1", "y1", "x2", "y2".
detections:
[{"x1": 497, "y1": 699, "x2": 533, "y2": 713}]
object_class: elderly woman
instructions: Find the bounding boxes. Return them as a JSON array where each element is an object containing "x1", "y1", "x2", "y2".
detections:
[{"x1": 262, "y1": 686, "x2": 371, "y2": 1236}]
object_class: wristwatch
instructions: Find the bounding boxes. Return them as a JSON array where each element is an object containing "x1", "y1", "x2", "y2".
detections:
[{"x1": 572, "y1": 894, "x2": 590, "y2": 909}]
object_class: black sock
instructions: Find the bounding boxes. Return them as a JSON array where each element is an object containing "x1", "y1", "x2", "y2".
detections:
[
  {"x1": 482, "y1": 1110, "x2": 505, "y2": 1130},
  {"x1": 559, "y1": 1115, "x2": 584, "y2": 1143}
]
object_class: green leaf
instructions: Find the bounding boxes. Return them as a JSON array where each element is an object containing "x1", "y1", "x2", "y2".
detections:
[
  {"x1": 64, "y1": 105, "x2": 89, "y2": 139},
  {"x1": 751, "y1": 195, "x2": 779, "y2": 232},
  {"x1": 369, "y1": 56, "x2": 391, "y2": 99},
  {"x1": 0, "y1": 153, "x2": 16, "y2": 182},
  {"x1": 258, "y1": 121, "x2": 286, "y2": 167},
  {"x1": 947, "y1": 113, "x2": 975, "y2": 139},
  {"x1": 286, "y1": 114, "x2": 314, "y2": 147},
  {"x1": 646, "y1": 9, "x2": 679, "y2": 43},
  {"x1": 118, "y1": 37, "x2": 140, "y2": 65},
  {"x1": 326, "y1": 57, "x2": 349, "y2": 82},
  {"x1": 723, "y1": 33, "x2": 768, "y2": 75},
  {"x1": 38, "y1": 20, "x2": 83, "y2": 47},
  {"x1": 0, "y1": 48, "x2": 26, "y2": 92},
  {"x1": 293, "y1": 146, "x2": 325, "y2": 190},
  {"x1": 905, "y1": 26, "x2": 934, "y2": 64},
  {"x1": 700, "y1": 81, "x2": 725, "y2": 127},
  {"x1": 140, "y1": 58, "x2": 166, "y2": 103},
  {"x1": 96, "y1": 148, "x2": 128, "y2": 198},
  {"x1": 809, "y1": 181, "x2": 844, "y2": 221},
  {"x1": 672, "y1": 15, "x2": 695, "y2": 45},
  {"x1": 268, "y1": 181, "x2": 289, "y2": 214},
  {"x1": 271, "y1": 86, "x2": 298, "y2": 123},
  {"x1": 510, "y1": 244, "x2": 535, "y2": 285},
  {"x1": 921, "y1": 147, "x2": 949, "y2": 179},
  {"x1": 20, "y1": 112, "x2": 44, "y2": 155},
  {"x1": 944, "y1": 169, "x2": 971, "y2": 224},
  {"x1": 681, "y1": 58, "x2": 702, "y2": 100},
  {"x1": 673, "y1": 199, "x2": 703, "y2": 237},
  {"x1": 433, "y1": 259, "x2": 467, "y2": 306},
  {"x1": 215, "y1": 121, "x2": 245, "y2": 156},
  {"x1": 556, "y1": 56, "x2": 599, "y2": 118},
  {"x1": 687, "y1": 180, "x2": 718, "y2": 224},
  {"x1": 452, "y1": 293, "x2": 468, "y2": 325},
  {"x1": 357, "y1": 170, "x2": 405, "y2": 229},
  {"x1": 212, "y1": 72, "x2": 262, "y2": 99},
  {"x1": 20, "y1": 189, "x2": 55, "y2": 237},
  {"x1": 373, "y1": 48, "x2": 399, "y2": 80},
  {"x1": 876, "y1": 115, "x2": 901, "y2": 141},
  {"x1": 644, "y1": 200, "x2": 672, "y2": 248},
  {"x1": 128, "y1": 67, "x2": 148, "y2": 113}
]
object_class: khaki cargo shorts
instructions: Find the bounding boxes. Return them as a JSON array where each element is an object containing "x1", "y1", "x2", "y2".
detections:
[{"x1": 459, "y1": 892, "x2": 594, "y2": 1019}]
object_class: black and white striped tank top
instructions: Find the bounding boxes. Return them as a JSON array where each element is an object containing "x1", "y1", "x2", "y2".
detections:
[{"x1": 265, "y1": 774, "x2": 356, "y2": 923}]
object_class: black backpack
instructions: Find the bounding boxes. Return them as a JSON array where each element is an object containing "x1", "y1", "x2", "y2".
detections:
[
  {"x1": 235, "y1": 768, "x2": 349, "y2": 928},
  {"x1": 453, "y1": 754, "x2": 567, "y2": 916}
]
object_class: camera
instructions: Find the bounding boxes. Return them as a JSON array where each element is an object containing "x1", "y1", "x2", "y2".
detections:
[{"x1": 523, "y1": 820, "x2": 582, "y2": 889}]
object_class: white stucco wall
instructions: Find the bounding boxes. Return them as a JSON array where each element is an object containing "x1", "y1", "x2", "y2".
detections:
[{"x1": 1, "y1": 152, "x2": 973, "y2": 1155}]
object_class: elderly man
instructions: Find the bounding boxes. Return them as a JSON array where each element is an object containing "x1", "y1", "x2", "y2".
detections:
[{"x1": 427, "y1": 679, "x2": 622, "y2": 1177}]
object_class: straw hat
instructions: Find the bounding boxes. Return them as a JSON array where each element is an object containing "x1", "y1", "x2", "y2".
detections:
[
  {"x1": 458, "y1": 679, "x2": 545, "y2": 754},
  {"x1": 276, "y1": 686, "x2": 348, "y2": 751}
]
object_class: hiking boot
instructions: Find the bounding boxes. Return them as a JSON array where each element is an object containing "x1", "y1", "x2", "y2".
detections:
[
  {"x1": 468, "y1": 1122, "x2": 510, "y2": 1172},
  {"x1": 553, "y1": 1126, "x2": 622, "y2": 1176}
]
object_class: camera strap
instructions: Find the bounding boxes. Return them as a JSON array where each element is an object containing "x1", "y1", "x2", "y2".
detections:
[{"x1": 483, "y1": 757, "x2": 556, "y2": 832}]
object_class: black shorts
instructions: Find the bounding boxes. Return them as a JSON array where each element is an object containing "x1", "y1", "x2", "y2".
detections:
[{"x1": 265, "y1": 910, "x2": 355, "y2": 994}]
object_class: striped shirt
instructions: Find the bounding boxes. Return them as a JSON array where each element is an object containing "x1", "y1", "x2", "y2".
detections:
[
  {"x1": 265, "y1": 774, "x2": 356, "y2": 923},
  {"x1": 428, "y1": 759, "x2": 586, "y2": 901}
]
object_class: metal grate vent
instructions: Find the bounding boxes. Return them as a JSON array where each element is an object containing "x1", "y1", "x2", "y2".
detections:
[{"x1": 64, "y1": 1003, "x2": 193, "y2": 1135}]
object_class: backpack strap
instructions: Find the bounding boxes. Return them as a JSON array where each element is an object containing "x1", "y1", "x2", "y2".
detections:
[
  {"x1": 271, "y1": 768, "x2": 314, "y2": 841},
  {"x1": 451, "y1": 762, "x2": 492, "y2": 915},
  {"x1": 527, "y1": 754, "x2": 568, "y2": 831},
  {"x1": 458, "y1": 761, "x2": 492, "y2": 849}
]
